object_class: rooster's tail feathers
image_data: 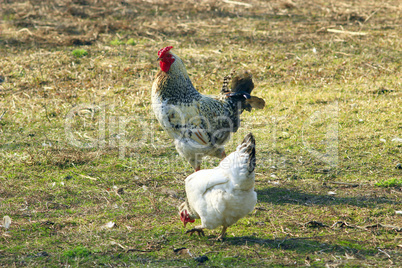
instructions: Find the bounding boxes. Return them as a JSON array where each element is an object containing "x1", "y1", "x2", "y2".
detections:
[
  {"x1": 222, "y1": 71, "x2": 265, "y2": 111},
  {"x1": 221, "y1": 72, "x2": 233, "y2": 94},
  {"x1": 230, "y1": 71, "x2": 254, "y2": 94},
  {"x1": 246, "y1": 96, "x2": 265, "y2": 110},
  {"x1": 221, "y1": 70, "x2": 253, "y2": 94}
]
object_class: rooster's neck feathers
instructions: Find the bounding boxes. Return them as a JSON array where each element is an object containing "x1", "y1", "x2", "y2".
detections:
[
  {"x1": 153, "y1": 53, "x2": 201, "y2": 104},
  {"x1": 165, "y1": 53, "x2": 188, "y2": 77}
]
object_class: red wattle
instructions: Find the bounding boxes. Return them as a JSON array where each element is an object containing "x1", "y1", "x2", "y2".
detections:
[
  {"x1": 160, "y1": 61, "x2": 169, "y2": 72},
  {"x1": 160, "y1": 57, "x2": 175, "y2": 72}
]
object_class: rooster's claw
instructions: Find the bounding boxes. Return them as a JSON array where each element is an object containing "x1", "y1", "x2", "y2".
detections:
[{"x1": 186, "y1": 228, "x2": 205, "y2": 237}]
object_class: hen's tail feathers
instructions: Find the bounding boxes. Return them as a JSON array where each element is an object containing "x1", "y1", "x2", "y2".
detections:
[
  {"x1": 222, "y1": 71, "x2": 265, "y2": 112},
  {"x1": 240, "y1": 133, "x2": 256, "y2": 173}
]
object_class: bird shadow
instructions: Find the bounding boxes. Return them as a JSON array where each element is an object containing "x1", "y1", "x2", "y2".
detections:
[
  {"x1": 255, "y1": 186, "x2": 402, "y2": 208},
  {"x1": 223, "y1": 235, "x2": 377, "y2": 257}
]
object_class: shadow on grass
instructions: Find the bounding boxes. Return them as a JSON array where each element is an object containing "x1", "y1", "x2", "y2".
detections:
[
  {"x1": 225, "y1": 235, "x2": 377, "y2": 256},
  {"x1": 256, "y1": 187, "x2": 402, "y2": 208}
]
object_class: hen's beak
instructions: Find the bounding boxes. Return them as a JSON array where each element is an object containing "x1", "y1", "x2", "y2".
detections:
[
  {"x1": 183, "y1": 221, "x2": 187, "y2": 227},
  {"x1": 157, "y1": 57, "x2": 161, "y2": 61}
]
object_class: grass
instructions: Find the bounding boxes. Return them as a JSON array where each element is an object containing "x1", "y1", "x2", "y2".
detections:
[
  {"x1": 0, "y1": 0, "x2": 401, "y2": 267},
  {"x1": 375, "y1": 178, "x2": 402, "y2": 188},
  {"x1": 110, "y1": 38, "x2": 125, "y2": 46},
  {"x1": 71, "y1": 49, "x2": 88, "y2": 58}
]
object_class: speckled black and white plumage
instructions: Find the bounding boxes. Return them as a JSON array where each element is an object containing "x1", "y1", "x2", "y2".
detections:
[{"x1": 152, "y1": 48, "x2": 264, "y2": 170}]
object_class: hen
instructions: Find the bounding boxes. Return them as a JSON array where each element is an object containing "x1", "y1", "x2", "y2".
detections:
[
  {"x1": 152, "y1": 46, "x2": 264, "y2": 171},
  {"x1": 179, "y1": 133, "x2": 257, "y2": 240}
]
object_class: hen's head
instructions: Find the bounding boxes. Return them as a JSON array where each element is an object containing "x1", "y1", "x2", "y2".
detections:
[
  {"x1": 180, "y1": 210, "x2": 195, "y2": 227},
  {"x1": 158, "y1": 46, "x2": 175, "y2": 72}
]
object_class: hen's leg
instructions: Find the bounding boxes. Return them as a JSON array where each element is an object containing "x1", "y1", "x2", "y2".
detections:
[
  {"x1": 216, "y1": 226, "x2": 227, "y2": 241},
  {"x1": 186, "y1": 226, "x2": 205, "y2": 237}
]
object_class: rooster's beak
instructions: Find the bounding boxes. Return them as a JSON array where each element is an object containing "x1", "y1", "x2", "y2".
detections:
[
  {"x1": 157, "y1": 57, "x2": 161, "y2": 61},
  {"x1": 183, "y1": 221, "x2": 187, "y2": 227}
]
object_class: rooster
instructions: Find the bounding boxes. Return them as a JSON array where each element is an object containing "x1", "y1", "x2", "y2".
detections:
[
  {"x1": 152, "y1": 46, "x2": 265, "y2": 171},
  {"x1": 179, "y1": 133, "x2": 257, "y2": 240}
]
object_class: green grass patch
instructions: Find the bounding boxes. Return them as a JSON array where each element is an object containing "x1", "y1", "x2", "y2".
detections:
[
  {"x1": 63, "y1": 246, "x2": 91, "y2": 258},
  {"x1": 375, "y1": 178, "x2": 402, "y2": 187},
  {"x1": 110, "y1": 38, "x2": 124, "y2": 46},
  {"x1": 126, "y1": 38, "x2": 136, "y2": 46},
  {"x1": 72, "y1": 49, "x2": 88, "y2": 57}
]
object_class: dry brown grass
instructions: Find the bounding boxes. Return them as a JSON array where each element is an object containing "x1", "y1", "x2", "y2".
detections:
[{"x1": 0, "y1": 0, "x2": 401, "y2": 267}]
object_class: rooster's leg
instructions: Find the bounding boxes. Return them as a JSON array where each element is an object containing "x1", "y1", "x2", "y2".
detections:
[
  {"x1": 191, "y1": 156, "x2": 202, "y2": 172},
  {"x1": 186, "y1": 227, "x2": 205, "y2": 237},
  {"x1": 216, "y1": 226, "x2": 227, "y2": 241}
]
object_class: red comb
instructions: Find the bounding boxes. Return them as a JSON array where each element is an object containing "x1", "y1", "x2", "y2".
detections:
[{"x1": 158, "y1": 46, "x2": 173, "y2": 58}]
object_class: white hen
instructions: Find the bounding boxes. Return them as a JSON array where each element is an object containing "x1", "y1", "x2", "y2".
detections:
[{"x1": 179, "y1": 133, "x2": 257, "y2": 240}]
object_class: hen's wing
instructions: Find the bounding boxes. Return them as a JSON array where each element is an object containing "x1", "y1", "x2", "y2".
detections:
[
  {"x1": 185, "y1": 168, "x2": 229, "y2": 217},
  {"x1": 185, "y1": 168, "x2": 229, "y2": 197}
]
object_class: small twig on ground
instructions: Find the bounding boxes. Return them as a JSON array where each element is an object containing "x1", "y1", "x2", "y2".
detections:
[
  {"x1": 0, "y1": 110, "x2": 7, "y2": 121},
  {"x1": 364, "y1": 62, "x2": 392, "y2": 72},
  {"x1": 1, "y1": 234, "x2": 10, "y2": 244},
  {"x1": 332, "y1": 221, "x2": 401, "y2": 232},
  {"x1": 277, "y1": 234, "x2": 289, "y2": 248},
  {"x1": 42, "y1": 104, "x2": 51, "y2": 123},
  {"x1": 327, "y1": 181, "x2": 360, "y2": 187},
  {"x1": 331, "y1": 221, "x2": 348, "y2": 228},
  {"x1": 304, "y1": 221, "x2": 329, "y2": 228},
  {"x1": 334, "y1": 52, "x2": 354, "y2": 56},
  {"x1": 110, "y1": 241, "x2": 126, "y2": 250},
  {"x1": 221, "y1": 0, "x2": 253, "y2": 7},
  {"x1": 245, "y1": 246, "x2": 261, "y2": 258},
  {"x1": 17, "y1": 28, "x2": 33, "y2": 36},
  {"x1": 364, "y1": 8, "x2": 382, "y2": 23},
  {"x1": 365, "y1": 224, "x2": 402, "y2": 232},
  {"x1": 126, "y1": 248, "x2": 152, "y2": 253},
  {"x1": 71, "y1": 171, "x2": 98, "y2": 181},
  {"x1": 327, "y1": 29, "x2": 367, "y2": 36},
  {"x1": 148, "y1": 192, "x2": 160, "y2": 213},
  {"x1": 203, "y1": 251, "x2": 222, "y2": 255},
  {"x1": 331, "y1": 221, "x2": 366, "y2": 230},
  {"x1": 102, "y1": 196, "x2": 110, "y2": 205},
  {"x1": 377, "y1": 248, "x2": 391, "y2": 258}
]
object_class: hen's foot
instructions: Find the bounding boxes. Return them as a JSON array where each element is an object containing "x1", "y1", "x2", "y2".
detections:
[
  {"x1": 186, "y1": 228, "x2": 205, "y2": 237},
  {"x1": 216, "y1": 236, "x2": 225, "y2": 242},
  {"x1": 216, "y1": 226, "x2": 227, "y2": 241}
]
